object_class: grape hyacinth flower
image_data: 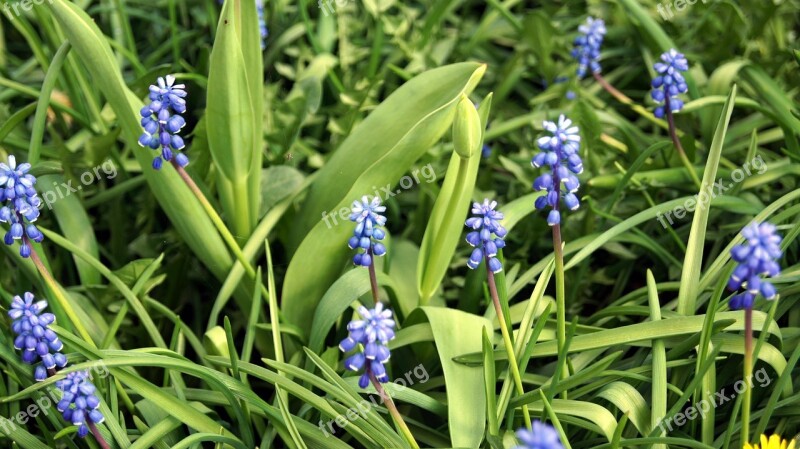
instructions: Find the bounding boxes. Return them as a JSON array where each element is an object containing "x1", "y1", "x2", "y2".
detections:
[
  {"x1": 650, "y1": 49, "x2": 689, "y2": 119},
  {"x1": 338, "y1": 303, "x2": 396, "y2": 388},
  {"x1": 727, "y1": 222, "x2": 782, "y2": 310},
  {"x1": 347, "y1": 196, "x2": 387, "y2": 267},
  {"x1": 465, "y1": 199, "x2": 507, "y2": 273},
  {"x1": 571, "y1": 17, "x2": 606, "y2": 79},
  {"x1": 8, "y1": 293, "x2": 67, "y2": 381},
  {"x1": 532, "y1": 115, "x2": 583, "y2": 226},
  {"x1": 138, "y1": 75, "x2": 189, "y2": 170},
  {"x1": 0, "y1": 156, "x2": 44, "y2": 258},
  {"x1": 514, "y1": 420, "x2": 565, "y2": 449},
  {"x1": 56, "y1": 370, "x2": 105, "y2": 438}
]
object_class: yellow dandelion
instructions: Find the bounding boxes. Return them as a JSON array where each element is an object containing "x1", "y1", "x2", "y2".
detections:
[{"x1": 744, "y1": 435, "x2": 796, "y2": 449}]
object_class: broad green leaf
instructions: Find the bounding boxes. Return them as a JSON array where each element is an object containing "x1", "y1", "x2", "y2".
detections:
[
  {"x1": 597, "y1": 382, "x2": 651, "y2": 435},
  {"x1": 283, "y1": 62, "x2": 486, "y2": 330},
  {"x1": 406, "y1": 306, "x2": 491, "y2": 448}
]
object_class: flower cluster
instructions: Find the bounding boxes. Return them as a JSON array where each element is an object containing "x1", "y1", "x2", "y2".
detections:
[
  {"x1": 727, "y1": 222, "x2": 782, "y2": 310},
  {"x1": 532, "y1": 115, "x2": 583, "y2": 226},
  {"x1": 650, "y1": 49, "x2": 689, "y2": 118},
  {"x1": 514, "y1": 420, "x2": 565, "y2": 449},
  {"x1": 339, "y1": 303, "x2": 396, "y2": 388},
  {"x1": 138, "y1": 75, "x2": 189, "y2": 170},
  {"x1": 56, "y1": 370, "x2": 105, "y2": 438},
  {"x1": 0, "y1": 156, "x2": 44, "y2": 258},
  {"x1": 571, "y1": 17, "x2": 606, "y2": 78},
  {"x1": 465, "y1": 199, "x2": 507, "y2": 273},
  {"x1": 347, "y1": 196, "x2": 387, "y2": 267},
  {"x1": 8, "y1": 293, "x2": 67, "y2": 381}
]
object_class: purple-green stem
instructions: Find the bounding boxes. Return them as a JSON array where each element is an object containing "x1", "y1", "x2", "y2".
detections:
[
  {"x1": 25, "y1": 236, "x2": 94, "y2": 344},
  {"x1": 593, "y1": 72, "x2": 633, "y2": 104},
  {"x1": 367, "y1": 247, "x2": 380, "y2": 304},
  {"x1": 172, "y1": 161, "x2": 275, "y2": 314},
  {"x1": 549, "y1": 147, "x2": 568, "y2": 400},
  {"x1": 369, "y1": 373, "x2": 420, "y2": 449},
  {"x1": 88, "y1": 422, "x2": 111, "y2": 449},
  {"x1": 486, "y1": 259, "x2": 532, "y2": 429},
  {"x1": 742, "y1": 306, "x2": 753, "y2": 445},
  {"x1": 366, "y1": 248, "x2": 419, "y2": 448},
  {"x1": 551, "y1": 223, "x2": 567, "y2": 398},
  {"x1": 664, "y1": 96, "x2": 703, "y2": 189}
]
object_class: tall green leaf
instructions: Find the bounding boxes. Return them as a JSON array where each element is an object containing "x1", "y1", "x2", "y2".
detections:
[
  {"x1": 207, "y1": 0, "x2": 263, "y2": 237},
  {"x1": 677, "y1": 86, "x2": 737, "y2": 315}
]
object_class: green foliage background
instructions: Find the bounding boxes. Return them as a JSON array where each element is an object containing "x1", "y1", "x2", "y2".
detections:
[{"x1": 0, "y1": 0, "x2": 798, "y2": 448}]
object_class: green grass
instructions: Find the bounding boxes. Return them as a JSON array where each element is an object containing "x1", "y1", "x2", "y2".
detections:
[{"x1": 0, "y1": 0, "x2": 799, "y2": 448}]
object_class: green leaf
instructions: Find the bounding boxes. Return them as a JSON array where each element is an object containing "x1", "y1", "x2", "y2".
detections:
[
  {"x1": 406, "y1": 306, "x2": 491, "y2": 448},
  {"x1": 207, "y1": 0, "x2": 261, "y2": 236},
  {"x1": 677, "y1": 86, "x2": 736, "y2": 315},
  {"x1": 283, "y1": 62, "x2": 486, "y2": 331}
]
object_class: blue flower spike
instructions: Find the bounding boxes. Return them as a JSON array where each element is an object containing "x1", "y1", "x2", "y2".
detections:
[
  {"x1": 465, "y1": 199, "x2": 507, "y2": 273},
  {"x1": 0, "y1": 155, "x2": 44, "y2": 258},
  {"x1": 338, "y1": 302, "x2": 396, "y2": 388},
  {"x1": 727, "y1": 222, "x2": 782, "y2": 310},
  {"x1": 514, "y1": 420, "x2": 565, "y2": 449},
  {"x1": 348, "y1": 196, "x2": 388, "y2": 267},
  {"x1": 56, "y1": 370, "x2": 105, "y2": 438},
  {"x1": 138, "y1": 75, "x2": 189, "y2": 170},
  {"x1": 8, "y1": 293, "x2": 68, "y2": 381},
  {"x1": 650, "y1": 49, "x2": 689, "y2": 118},
  {"x1": 571, "y1": 17, "x2": 606, "y2": 79},
  {"x1": 532, "y1": 115, "x2": 583, "y2": 226}
]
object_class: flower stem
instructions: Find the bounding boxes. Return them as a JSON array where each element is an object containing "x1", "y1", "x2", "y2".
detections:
[
  {"x1": 551, "y1": 224, "x2": 568, "y2": 399},
  {"x1": 367, "y1": 247, "x2": 380, "y2": 305},
  {"x1": 25, "y1": 237, "x2": 95, "y2": 345},
  {"x1": 742, "y1": 306, "x2": 753, "y2": 445},
  {"x1": 593, "y1": 72, "x2": 633, "y2": 104},
  {"x1": 172, "y1": 161, "x2": 273, "y2": 314},
  {"x1": 370, "y1": 374, "x2": 420, "y2": 449},
  {"x1": 88, "y1": 421, "x2": 111, "y2": 449},
  {"x1": 664, "y1": 97, "x2": 702, "y2": 190},
  {"x1": 486, "y1": 261, "x2": 532, "y2": 429}
]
